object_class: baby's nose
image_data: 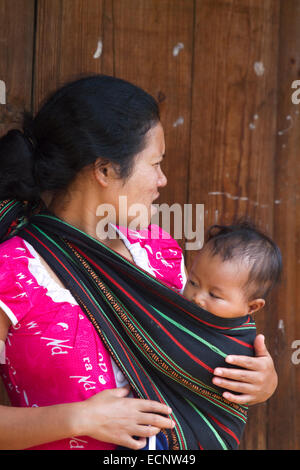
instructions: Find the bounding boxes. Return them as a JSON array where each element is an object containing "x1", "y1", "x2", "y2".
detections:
[{"x1": 194, "y1": 293, "x2": 206, "y2": 309}]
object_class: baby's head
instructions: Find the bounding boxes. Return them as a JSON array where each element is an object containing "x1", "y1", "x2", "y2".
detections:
[{"x1": 183, "y1": 221, "x2": 282, "y2": 318}]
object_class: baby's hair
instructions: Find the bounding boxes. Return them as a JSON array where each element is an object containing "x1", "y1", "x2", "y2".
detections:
[{"x1": 205, "y1": 220, "x2": 282, "y2": 300}]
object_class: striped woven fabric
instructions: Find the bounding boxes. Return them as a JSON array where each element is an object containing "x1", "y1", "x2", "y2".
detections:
[{"x1": 0, "y1": 199, "x2": 256, "y2": 450}]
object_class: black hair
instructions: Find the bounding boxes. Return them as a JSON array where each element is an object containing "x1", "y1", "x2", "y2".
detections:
[
  {"x1": 0, "y1": 74, "x2": 160, "y2": 202},
  {"x1": 205, "y1": 220, "x2": 282, "y2": 300}
]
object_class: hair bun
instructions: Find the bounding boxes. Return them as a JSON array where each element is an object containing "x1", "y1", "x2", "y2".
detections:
[{"x1": 0, "y1": 128, "x2": 40, "y2": 201}]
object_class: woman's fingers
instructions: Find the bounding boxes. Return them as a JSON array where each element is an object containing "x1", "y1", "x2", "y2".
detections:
[
  {"x1": 212, "y1": 375, "x2": 256, "y2": 392},
  {"x1": 137, "y1": 399, "x2": 172, "y2": 416},
  {"x1": 137, "y1": 412, "x2": 175, "y2": 429},
  {"x1": 124, "y1": 437, "x2": 147, "y2": 450},
  {"x1": 221, "y1": 392, "x2": 253, "y2": 405},
  {"x1": 225, "y1": 355, "x2": 262, "y2": 370},
  {"x1": 132, "y1": 425, "x2": 161, "y2": 437},
  {"x1": 214, "y1": 366, "x2": 258, "y2": 383}
]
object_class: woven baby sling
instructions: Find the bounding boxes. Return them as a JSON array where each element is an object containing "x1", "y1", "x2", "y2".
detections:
[{"x1": 0, "y1": 199, "x2": 254, "y2": 450}]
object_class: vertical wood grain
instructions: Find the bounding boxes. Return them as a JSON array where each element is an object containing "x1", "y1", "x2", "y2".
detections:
[
  {"x1": 33, "y1": 0, "x2": 112, "y2": 112},
  {"x1": 0, "y1": 0, "x2": 35, "y2": 134}
]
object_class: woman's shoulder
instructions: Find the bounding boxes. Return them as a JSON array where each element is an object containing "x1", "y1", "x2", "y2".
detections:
[
  {"x1": 0, "y1": 235, "x2": 33, "y2": 257},
  {"x1": 0, "y1": 236, "x2": 37, "y2": 325},
  {"x1": 0, "y1": 235, "x2": 38, "y2": 275},
  {"x1": 0, "y1": 235, "x2": 78, "y2": 326}
]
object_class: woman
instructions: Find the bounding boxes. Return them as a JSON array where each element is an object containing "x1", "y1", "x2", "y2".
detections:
[{"x1": 0, "y1": 75, "x2": 277, "y2": 450}]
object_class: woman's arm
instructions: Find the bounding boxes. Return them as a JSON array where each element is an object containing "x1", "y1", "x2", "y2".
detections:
[
  {"x1": 0, "y1": 400, "x2": 81, "y2": 450},
  {"x1": 212, "y1": 334, "x2": 278, "y2": 405}
]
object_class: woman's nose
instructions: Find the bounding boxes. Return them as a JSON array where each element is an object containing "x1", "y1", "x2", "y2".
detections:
[{"x1": 158, "y1": 168, "x2": 167, "y2": 187}]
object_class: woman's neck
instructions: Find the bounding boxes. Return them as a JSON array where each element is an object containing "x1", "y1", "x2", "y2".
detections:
[{"x1": 46, "y1": 191, "x2": 134, "y2": 261}]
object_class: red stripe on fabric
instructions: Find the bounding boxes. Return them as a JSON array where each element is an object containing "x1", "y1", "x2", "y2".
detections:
[
  {"x1": 0, "y1": 200, "x2": 17, "y2": 217},
  {"x1": 73, "y1": 243, "x2": 214, "y2": 374},
  {"x1": 223, "y1": 335, "x2": 254, "y2": 349},
  {"x1": 207, "y1": 413, "x2": 240, "y2": 445}
]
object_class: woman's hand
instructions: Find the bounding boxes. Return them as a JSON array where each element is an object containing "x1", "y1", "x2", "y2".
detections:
[
  {"x1": 74, "y1": 385, "x2": 175, "y2": 449},
  {"x1": 212, "y1": 334, "x2": 278, "y2": 405}
]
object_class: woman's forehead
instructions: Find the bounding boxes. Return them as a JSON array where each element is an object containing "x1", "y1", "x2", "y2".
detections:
[{"x1": 143, "y1": 122, "x2": 165, "y2": 155}]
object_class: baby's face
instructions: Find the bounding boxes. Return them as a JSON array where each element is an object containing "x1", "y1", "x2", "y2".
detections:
[{"x1": 183, "y1": 247, "x2": 253, "y2": 318}]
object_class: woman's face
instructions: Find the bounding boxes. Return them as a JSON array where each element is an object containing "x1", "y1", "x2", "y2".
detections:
[{"x1": 101, "y1": 122, "x2": 167, "y2": 229}]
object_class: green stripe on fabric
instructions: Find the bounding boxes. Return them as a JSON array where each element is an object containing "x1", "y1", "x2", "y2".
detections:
[
  {"x1": 230, "y1": 326, "x2": 256, "y2": 332},
  {"x1": 0, "y1": 201, "x2": 19, "y2": 220},
  {"x1": 185, "y1": 398, "x2": 228, "y2": 450}
]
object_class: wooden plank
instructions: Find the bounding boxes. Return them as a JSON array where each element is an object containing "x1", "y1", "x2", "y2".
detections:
[
  {"x1": 0, "y1": 0, "x2": 36, "y2": 405},
  {"x1": 112, "y1": 0, "x2": 194, "y2": 251},
  {"x1": 0, "y1": 0, "x2": 35, "y2": 134},
  {"x1": 267, "y1": 0, "x2": 300, "y2": 450},
  {"x1": 34, "y1": 0, "x2": 113, "y2": 112},
  {"x1": 188, "y1": 0, "x2": 280, "y2": 449}
]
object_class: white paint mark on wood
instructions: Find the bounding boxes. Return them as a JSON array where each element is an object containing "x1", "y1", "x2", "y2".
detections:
[
  {"x1": 278, "y1": 319, "x2": 285, "y2": 334},
  {"x1": 208, "y1": 191, "x2": 270, "y2": 208},
  {"x1": 173, "y1": 116, "x2": 184, "y2": 127},
  {"x1": 249, "y1": 114, "x2": 259, "y2": 130},
  {"x1": 214, "y1": 209, "x2": 219, "y2": 223},
  {"x1": 173, "y1": 42, "x2": 184, "y2": 56},
  {"x1": 0, "y1": 80, "x2": 6, "y2": 104},
  {"x1": 254, "y1": 62, "x2": 265, "y2": 76},
  {"x1": 278, "y1": 115, "x2": 293, "y2": 135},
  {"x1": 208, "y1": 191, "x2": 248, "y2": 201},
  {"x1": 93, "y1": 40, "x2": 103, "y2": 59}
]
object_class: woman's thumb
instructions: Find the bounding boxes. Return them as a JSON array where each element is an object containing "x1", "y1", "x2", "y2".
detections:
[{"x1": 254, "y1": 334, "x2": 269, "y2": 357}]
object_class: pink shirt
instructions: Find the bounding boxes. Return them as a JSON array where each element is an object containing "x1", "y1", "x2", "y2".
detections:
[{"x1": 0, "y1": 225, "x2": 186, "y2": 449}]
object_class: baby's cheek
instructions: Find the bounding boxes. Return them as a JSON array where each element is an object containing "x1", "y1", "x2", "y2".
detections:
[{"x1": 184, "y1": 285, "x2": 197, "y2": 304}]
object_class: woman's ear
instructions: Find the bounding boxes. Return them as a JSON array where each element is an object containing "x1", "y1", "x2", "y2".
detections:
[
  {"x1": 248, "y1": 298, "x2": 265, "y2": 315},
  {"x1": 94, "y1": 159, "x2": 113, "y2": 187}
]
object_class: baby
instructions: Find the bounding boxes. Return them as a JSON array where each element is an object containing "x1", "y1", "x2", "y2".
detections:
[
  {"x1": 183, "y1": 220, "x2": 282, "y2": 319},
  {"x1": 124, "y1": 221, "x2": 282, "y2": 450}
]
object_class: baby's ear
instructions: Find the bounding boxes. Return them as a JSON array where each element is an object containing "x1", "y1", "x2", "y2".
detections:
[{"x1": 248, "y1": 298, "x2": 265, "y2": 314}]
